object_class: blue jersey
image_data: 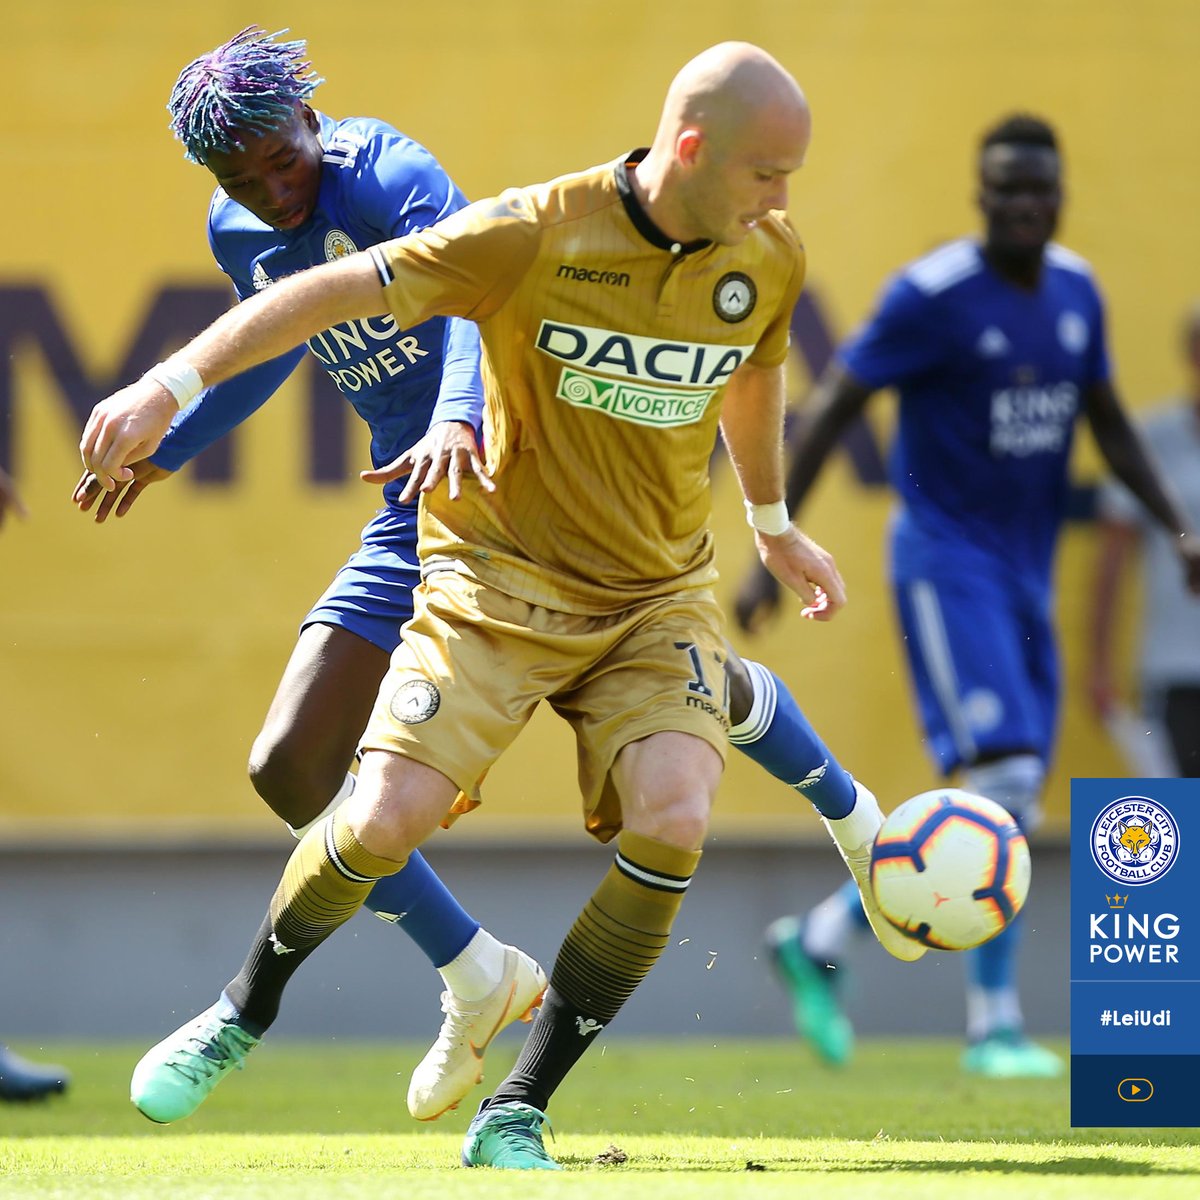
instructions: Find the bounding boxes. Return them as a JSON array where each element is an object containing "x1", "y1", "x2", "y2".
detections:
[
  {"x1": 151, "y1": 112, "x2": 483, "y2": 510},
  {"x1": 840, "y1": 238, "x2": 1111, "y2": 581}
]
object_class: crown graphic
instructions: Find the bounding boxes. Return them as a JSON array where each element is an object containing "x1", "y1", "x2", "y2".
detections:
[{"x1": 1106, "y1": 893, "x2": 1129, "y2": 910}]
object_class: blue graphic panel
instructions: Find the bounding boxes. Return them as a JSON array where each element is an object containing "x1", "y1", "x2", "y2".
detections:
[{"x1": 1071, "y1": 778, "x2": 1200, "y2": 1127}]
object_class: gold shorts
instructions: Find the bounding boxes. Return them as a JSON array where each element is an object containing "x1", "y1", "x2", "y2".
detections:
[{"x1": 359, "y1": 570, "x2": 730, "y2": 842}]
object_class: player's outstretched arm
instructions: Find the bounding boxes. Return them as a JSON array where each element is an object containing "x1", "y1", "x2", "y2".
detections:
[
  {"x1": 721, "y1": 360, "x2": 846, "y2": 621},
  {"x1": 732, "y1": 362, "x2": 871, "y2": 631},
  {"x1": 364, "y1": 314, "x2": 492, "y2": 502},
  {"x1": 1085, "y1": 379, "x2": 1200, "y2": 594},
  {"x1": 80, "y1": 252, "x2": 386, "y2": 491}
]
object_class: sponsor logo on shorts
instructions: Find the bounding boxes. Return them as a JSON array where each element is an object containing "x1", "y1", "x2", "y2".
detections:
[
  {"x1": 1090, "y1": 797, "x2": 1179, "y2": 886},
  {"x1": 686, "y1": 693, "x2": 730, "y2": 732},
  {"x1": 390, "y1": 678, "x2": 441, "y2": 725},
  {"x1": 713, "y1": 272, "x2": 757, "y2": 322},
  {"x1": 556, "y1": 263, "x2": 631, "y2": 287},
  {"x1": 324, "y1": 229, "x2": 358, "y2": 261}
]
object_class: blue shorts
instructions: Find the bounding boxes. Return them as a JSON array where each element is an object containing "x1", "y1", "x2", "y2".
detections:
[
  {"x1": 302, "y1": 506, "x2": 421, "y2": 654},
  {"x1": 890, "y1": 521, "x2": 1058, "y2": 774}
]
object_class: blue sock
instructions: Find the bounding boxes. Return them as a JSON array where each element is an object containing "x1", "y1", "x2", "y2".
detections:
[
  {"x1": 838, "y1": 877, "x2": 872, "y2": 931},
  {"x1": 363, "y1": 850, "x2": 480, "y2": 969},
  {"x1": 730, "y1": 659, "x2": 857, "y2": 819},
  {"x1": 966, "y1": 912, "x2": 1021, "y2": 992}
]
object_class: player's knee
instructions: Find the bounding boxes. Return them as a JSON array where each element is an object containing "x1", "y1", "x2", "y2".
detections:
[
  {"x1": 964, "y1": 753, "x2": 1045, "y2": 834},
  {"x1": 626, "y1": 789, "x2": 711, "y2": 850},
  {"x1": 248, "y1": 731, "x2": 346, "y2": 827}
]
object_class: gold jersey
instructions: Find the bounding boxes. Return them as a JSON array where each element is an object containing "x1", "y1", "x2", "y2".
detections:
[{"x1": 374, "y1": 149, "x2": 806, "y2": 614}]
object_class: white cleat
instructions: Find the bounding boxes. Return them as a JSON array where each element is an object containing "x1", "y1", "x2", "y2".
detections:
[
  {"x1": 824, "y1": 782, "x2": 927, "y2": 963},
  {"x1": 407, "y1": 945, "x2": 548, "y2": 1121}
]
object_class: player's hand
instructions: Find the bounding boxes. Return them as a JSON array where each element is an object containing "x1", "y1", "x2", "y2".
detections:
[
  {"x1": 73, "y1": 460, "x2": 174, "y2": 523},
  {"x1": 733, "y1": 561, "x2": 784, "y2": 633},
  {"x1": 361, "y1": 420, "x2": 494, "y2": 502},
  {"x1": 0, "y1": 467, "x2": 29, "y2": 531},
  {"x1": 754, "y1": 526, "x2": 846, "y2": 622},
  {"x1": 79, "y1": 380, "x2": 177, "y2": 491},
  {"x1": 1178, "y1": 532, "x2": 1200, "y2": 596}
]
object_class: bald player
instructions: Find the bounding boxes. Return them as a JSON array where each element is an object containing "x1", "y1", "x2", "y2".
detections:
[{"x1": 81, "y1": 44, "x2": 880, "y2": 1169}]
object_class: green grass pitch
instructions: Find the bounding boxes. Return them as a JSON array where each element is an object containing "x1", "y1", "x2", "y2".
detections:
[{"x1": 2, "y1": 1037, "x2": 1196, "y2": 1198}]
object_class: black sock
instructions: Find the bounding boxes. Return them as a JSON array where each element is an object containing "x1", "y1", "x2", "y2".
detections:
[
  {"x1": 489, "y1": 986, "x2": 604, "y2": 1112},
  {"x1": 223, "y1": 914, "x2": 321, "y2": 1030}
]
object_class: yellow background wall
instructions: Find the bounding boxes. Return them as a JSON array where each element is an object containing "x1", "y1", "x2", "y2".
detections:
[{"x1": 2, "y1": 1, "x2": 1196, "y2": 842}]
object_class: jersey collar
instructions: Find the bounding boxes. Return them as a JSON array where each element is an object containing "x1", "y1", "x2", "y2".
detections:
[{"x1": 615, "y1": 149, "x2": 711, "y2": 256}]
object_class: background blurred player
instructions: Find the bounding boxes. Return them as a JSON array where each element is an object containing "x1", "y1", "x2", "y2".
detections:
[
  {"x1": 1090, "y1": 300, "x2": 1200, "y2": 776},
  {"x1": 1, "y1": 470, "x2": 69, "y2": 1102},
  {"x1": 736, "y1": 114, "x2": 1200, "y2": 1076},
  {"x1": 72, "y1": 27, "x2": 546, "y2": 1123},
  {"x1": 76, "y1": 43, "x2": 922, "y2": 1168}
]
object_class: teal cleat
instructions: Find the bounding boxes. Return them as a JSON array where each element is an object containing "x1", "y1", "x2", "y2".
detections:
[
  {"x1": 962, "y1": 1029, "x2": 1064, "y2": 1079},
  {"x1": 461, "y1": 1099, "x2": 562, "y2": 1169},
  {"x1": 765, "y1": 915, "x2": 854, "y2": 1067},
  {"x1": 130, "y1": 1000, "x2": 261, "y2": 1123}
]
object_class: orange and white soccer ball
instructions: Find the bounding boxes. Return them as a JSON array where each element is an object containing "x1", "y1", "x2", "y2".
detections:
[{"x1": 869, "y1": 788, "x2": 1031, "y2": 951}]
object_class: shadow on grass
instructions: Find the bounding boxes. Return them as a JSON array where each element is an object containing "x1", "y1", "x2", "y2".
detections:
[{"x1": 563, "y1": 1155, "x2": 1200, "y2": 1177}]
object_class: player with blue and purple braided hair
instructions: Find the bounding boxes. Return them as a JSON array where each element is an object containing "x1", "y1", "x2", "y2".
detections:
[
  {"x1": 74, "y1": 25, "x2": 549, "y2": 1125},
  {"x1": 168, "y1": 26, "x2": 323, "y2": 165}
]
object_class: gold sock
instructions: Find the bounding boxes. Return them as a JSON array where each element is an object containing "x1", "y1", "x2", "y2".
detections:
[
  {"x1": 552, "y1": 829, "x2": 701, "y2": 1019},
  {"x1": 269, "y1": 809, "x2": 407, "y2": 953}
]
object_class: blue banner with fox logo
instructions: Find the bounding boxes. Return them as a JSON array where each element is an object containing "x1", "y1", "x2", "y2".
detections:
[{"x1": 1071, "y1": 778, "x2": 1200, "y2": 1126}]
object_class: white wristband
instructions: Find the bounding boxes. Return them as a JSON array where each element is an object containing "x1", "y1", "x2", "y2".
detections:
[
  {"x1": 744, "y1": 499, "x2": 791, "y2": 537},
  {"x1": 144, "y1": 358, "x2": 204, "y2": 409}
]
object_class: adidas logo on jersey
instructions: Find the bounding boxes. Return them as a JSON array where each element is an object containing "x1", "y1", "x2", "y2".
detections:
[{"x1": 976, "y1": 326, "x2": 1010, "y2": 358}]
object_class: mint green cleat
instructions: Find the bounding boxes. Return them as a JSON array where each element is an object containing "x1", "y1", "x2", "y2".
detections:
[
  {"x1": 962, "y1": 1029, "x2": 1063, "y2": 1079},
  {"x1": 765, "y1": 915, "x2": 854, "y2": 1067},
  {"x1": 130, "y1": 1001, "x2": 261, "y2": 1123},
  {"x1": 461, "y1": 1099, "x2": 562, "y2": 1169}
]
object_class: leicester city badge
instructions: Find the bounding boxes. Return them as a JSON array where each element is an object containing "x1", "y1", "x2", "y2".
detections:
[
  {"x1": 713, "y1": 271, "x2": 757, "y2": 323},
  {"x1": 389, "y1": 679, "x2": 441, "y2": 725},
  {"x1": 325, "y1": 229, "x2": 358, "y2": 261},
  {"x1": 1089, "y1": 795, "x2": 1180, "y2": 886}
]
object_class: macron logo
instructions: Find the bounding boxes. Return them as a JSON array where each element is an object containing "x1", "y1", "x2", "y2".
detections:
[{"x1": 557, "y1": 264, "x2": 631, "y2": 287}]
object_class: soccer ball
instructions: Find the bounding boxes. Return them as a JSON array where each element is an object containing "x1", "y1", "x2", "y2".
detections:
[{"x1": 869, "y1": 788, "x2": 1031, "y2": 951}]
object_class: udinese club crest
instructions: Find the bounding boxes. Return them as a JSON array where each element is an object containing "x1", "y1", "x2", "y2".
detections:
[
  {"x1": 389, "y1": 679, "x2": 441, "y2": 725},
  {"x1": 1089, "y1": 796, "x2": 1180, "y2": 886},
  {"x1": 713, "y1": 272, "x2": 756, "y2": 323}
]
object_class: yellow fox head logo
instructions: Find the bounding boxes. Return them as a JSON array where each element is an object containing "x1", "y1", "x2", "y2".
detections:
[{"x1": 1118, "y1": 821, "x2": 1151, "y2": 857}]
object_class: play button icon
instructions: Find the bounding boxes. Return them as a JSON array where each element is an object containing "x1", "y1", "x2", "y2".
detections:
[{"x1": 1118, "y1": 1078, "x2": 1154, "y2": 1102}]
